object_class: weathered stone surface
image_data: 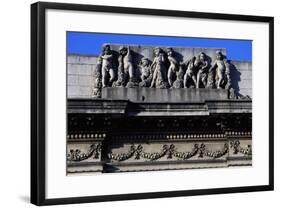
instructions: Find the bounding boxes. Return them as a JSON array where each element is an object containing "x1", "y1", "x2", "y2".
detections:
[
  {"x1": 67, "y1": 55, "x2": 99, "y2": 65},
  {"x1": 229, "y1": 61, "x2": 252, "y2": 97},
  {"x1": 102, "y1": 87, "x2": 228, "y2": 103},
  {"x1": 67, "y1": 75, "x2": 79, "y2": 86},
  {"x1": 68, "y1": 63, "x2": 93, "y2": 75}
]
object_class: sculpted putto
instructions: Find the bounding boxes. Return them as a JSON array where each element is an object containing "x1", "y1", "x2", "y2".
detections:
[
  {"x1": 183, "y1": 56, "x2": 197, "y2": 88},
  {"x1": 113, "y1": 46, "x2": 136, "y2": 87},
  {"x1": 210, "y1": 51, "x2": 229, "y2": 89},
  {"x1": 150, "y1": 47, "x2": 169, "y2": 89},
  {"x1": 139, "y1": 58, "x2": 152, "y2": 87},
  {"x1": 100, "y1": 44, "x2": 116, "y2": 88},
  {"x1": 166, "y1": 47, "x2": 179, "y2": 88},
  {"x1": 120, "y1": 46, "x2": 135, "y2": 83},
  {"x1": 196, "y1": 52, "x2": 211, "y2": 88}
]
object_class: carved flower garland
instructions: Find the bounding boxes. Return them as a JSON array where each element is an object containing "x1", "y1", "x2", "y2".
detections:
[
  {"x1": 108, "y1": 143, "x2": 229, "y2": 162},
  {"x1": 230, "y1": 140, "x2": 252, "y2": 156},
  {"x1": 66, "y1": 140, "x2": 251, "y2": 163},
  {"x1": 67, "y1": 143, "x2": 101, "y2": 162}
]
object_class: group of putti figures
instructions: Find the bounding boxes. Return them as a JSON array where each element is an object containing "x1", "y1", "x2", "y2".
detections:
[{"x1": 92, "y1": 44, "x2": 233, "y2": 96}]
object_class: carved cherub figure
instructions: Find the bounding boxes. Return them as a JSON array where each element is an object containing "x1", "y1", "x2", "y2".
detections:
[
  {"x1": 210, "y1": 51, "x2": 228, "y2": 89},
  {"x1": 140, "y1": 58, "x2": 151, "y2": 81},
  {"x1": 113, "y1": 46, "x2": 136, "y2": 87},
  {"x1": 150, "y1": 47, "x2": 169, "y2": 89},
  {"x1": 139, "y1": 58, "x2": 152, "y2": 87},
  {"x1": 149, "y1": 47, "x2": 161, "y2": 74},
  {"x1": 166, "y1": 47, "x2": 179, "y2": 87},
  {"x1": 101, "y1": 44, "x2": 115, "y2": 87},
  {"x1": 196, "y1": 52, "x2": 211, "y2": 88},
  {"x1": 119, "y1": 46, "x2": 135, "y2": 82},
  {"x1": 183, "y1": 56, "x2": 197, "y2": 88}
]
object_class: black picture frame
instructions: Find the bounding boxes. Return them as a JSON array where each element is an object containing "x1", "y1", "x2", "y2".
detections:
[{"x1": 31, "y1": 1, "x2": 274, "y2": 206}]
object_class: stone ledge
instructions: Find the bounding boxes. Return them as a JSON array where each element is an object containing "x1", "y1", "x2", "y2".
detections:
[
  {"x1": 102, "y1": 87, "x2": 228, "y2": 103},
  {"x1": 67, "y1": 98, "x2": 252, "y2": 115}
]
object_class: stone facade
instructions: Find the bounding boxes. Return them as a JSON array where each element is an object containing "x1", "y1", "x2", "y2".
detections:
[
  {"x1": 66, "y1": 104, "x2": 252, "y2": 174},
  {"x1": 66, "y1": 44, "x2": 252, "y2": 174}
]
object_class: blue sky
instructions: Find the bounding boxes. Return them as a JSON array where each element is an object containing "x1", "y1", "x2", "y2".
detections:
[{"x1": 67, "y1": 32, "x2": 252, "y2": 61}]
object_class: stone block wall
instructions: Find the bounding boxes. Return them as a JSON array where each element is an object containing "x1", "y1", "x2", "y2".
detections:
[
  {"x1": 230, "y1": 61, "x2": 252, "y2": 97},
  {"x1": 67, "y1": 55, "x2": 98, "y2": 98}
]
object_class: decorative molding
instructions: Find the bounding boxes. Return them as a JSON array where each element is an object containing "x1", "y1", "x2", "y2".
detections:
[
  {"x1": 230, "y1": 140, "x2": 252, "y2": 156},
  {"x1": 108, "y1": 143, "x2": 229, "y2": 162},
  {"x1": 112, "y1": 133, "x2": 226, "y2": 140},
  {"x1": 66, "y1": 132, "x2": 251, "y2": 140},
  {"x1": 67, "y1": 133, "x2": 106, "y2": 140},
  {"x1": 225, "y1": 131, "x2": 252, "y2": 136},
  {"x1": 67, "y1": 143, "x2": 101, "y2": 161},
  {"x1": 170, "y1": 144, "x2": 198, "y2": 159},
  {"x1": 199, "y1": 143, "x2": 229, "y2": 158}
]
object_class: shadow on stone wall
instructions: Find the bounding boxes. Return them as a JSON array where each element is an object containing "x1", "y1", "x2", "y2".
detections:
[
  {"x1": 111, "y1": 50, "x2": 120, "y2": 75},
  {"x1": 174, "y1": 51, "x2": 184, "y2": 63},
  {"x1": 228, "y1": 60, "x2": 241, "y2": 96},
  {"x1": 131, "y1": 50, "x2": 145, "y2": 81},
  {"x1": 206, "y1": 54, "x2": 213, "y2": 65}
]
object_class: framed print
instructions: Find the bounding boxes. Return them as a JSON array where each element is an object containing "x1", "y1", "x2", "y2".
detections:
[{"x1": 31, "y1": 2, "x2": 274, "y2": 205}]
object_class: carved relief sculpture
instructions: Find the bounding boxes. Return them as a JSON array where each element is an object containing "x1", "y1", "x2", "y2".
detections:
[
  {"x1": 196, "y1": 52, "x2": 211, "y2": 88},
  {"x1": 91, "y1": 44, "x2": 252, "y2": 100},
  {"x1": 139, "y1": 58, "x2": 152, "y2": 87},
  {"x1": 113, "y1": 46, "x2": 138, "y2": 87},
  {"x1": 210, "y1": 51, "x2": 229, "y2": 89},
  {"x1": 183, "y1": 56, "x2": 197, "y2": 88},
  {"x1": 150, "y1": 47, "x2": 169, "y2": 89},
  {"x1": 112, "y1": 46, "x2": 127, "y2": 87},
  {"x1": 92, "y1": 56, "x2": 102, "y2": 98},
  {"x1": 172, "y1": 63, "x2": 185, "y2": 88},
  {"x1": 166, "y1": 47, "x2": 179, "y2": 88},
  {"x1": 123, "y1": 46, "x2": 139, "y2": 88},
  {"x1": 101, "y1": 44, "x2": 116, "y2": 87}
]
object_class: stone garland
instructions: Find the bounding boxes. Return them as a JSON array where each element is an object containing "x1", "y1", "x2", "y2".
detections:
[
  {"x1": 108, "y1": 143, "x2": 229, "y2": 162},
  {"x1": 108, "y1": 144, "x2": 168, "y2": 161},
  {"x1": 200, "y1": 143, "x2": 229, "y2": 158},
  {"x1": 230, "y1": 140, "x2": 252, "y2": 156},
  {"x1": 67, "y1": 143, "x2": 101, "y2": 162},
  {"x1": 108, "y1": 145, "x2": 136, "y2": 161},
  {"x1": 136, "y1": 144, "x2": 167, "y2": 160},
  {"x1": 66, "y1": 140, "x2": 250, "y2": 162}
]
